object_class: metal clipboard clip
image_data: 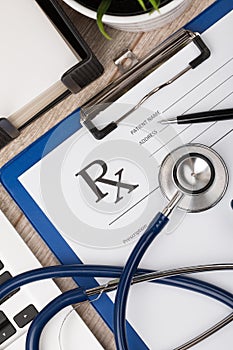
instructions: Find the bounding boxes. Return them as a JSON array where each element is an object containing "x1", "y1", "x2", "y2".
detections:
[{"x1": 80, "y1": 29, "x2": 210, "y2": 140}]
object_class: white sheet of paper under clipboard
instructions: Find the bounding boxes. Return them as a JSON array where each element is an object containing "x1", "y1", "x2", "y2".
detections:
[
  {"x1": 0, "y1": 0, "x2": 78, "y2": 121},
  {"x1": 2, "y1": 8, "x2": 233, "y2": 350}
]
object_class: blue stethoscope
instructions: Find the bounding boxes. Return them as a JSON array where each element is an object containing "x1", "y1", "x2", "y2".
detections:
[{"x1": 0, "y1": 143, "x2": 233, "y2": 350}]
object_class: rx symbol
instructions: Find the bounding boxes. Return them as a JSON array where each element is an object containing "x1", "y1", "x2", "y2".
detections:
[{"x1": 75, "y1": 160, "x2": 139, "y2": 204}]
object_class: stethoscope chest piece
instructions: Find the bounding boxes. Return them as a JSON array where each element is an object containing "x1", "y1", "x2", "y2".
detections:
[{"x1": 159, "y1": 144, "x2": 228, "y2": 212}]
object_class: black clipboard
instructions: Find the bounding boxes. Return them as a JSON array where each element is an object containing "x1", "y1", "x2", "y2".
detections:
[{"x1": 0, "y1": 0, "x2": 103, "y2": 148}]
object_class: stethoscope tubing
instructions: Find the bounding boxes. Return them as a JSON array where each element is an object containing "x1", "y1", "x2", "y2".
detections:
[
  {"x1": 24, "y1": 264, "x2": 233, "y2": 350},
  {"x1": 1, "y1": 214, "x2": 233, "y2": 350},
  {"x1": 20, "y1": 144, "x2": 231, "y2": 349},
  {"x1": 114, "y1": 212, "x2": 168, "y2": 350},
  {"x1": 2, "y1": 264, "x2": 233, "y2": 305},
  {"x1": 26, "y1": 287, "x2": 88, "y2": 350},
  {"x1": 0, "y1": 262, "x2": 233, "y2": 349},
  {"x1": 113, "y1": 209, "x2": 233, "y2": 350}
]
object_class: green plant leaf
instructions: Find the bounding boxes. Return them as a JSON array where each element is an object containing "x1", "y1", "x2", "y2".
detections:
[
  {"x1": 148, "y1": 0, "x2": 160, "y2": 12},
  {"x1": 97, "y1": 0, "x2": 112, "y2": 40},
  {"x1": 137, "y1": 0, "x2": 147, "y2": 11}
]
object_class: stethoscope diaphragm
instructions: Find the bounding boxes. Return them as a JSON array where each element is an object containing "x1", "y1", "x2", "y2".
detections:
[{"x1": 159, "y1": 144, "x2": 228, "y2": 212}]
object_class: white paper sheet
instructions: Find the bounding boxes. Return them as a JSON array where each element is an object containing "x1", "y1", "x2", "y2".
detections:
[{"x1": 0, "y1": 0, "x2": 79, "y2": 117}]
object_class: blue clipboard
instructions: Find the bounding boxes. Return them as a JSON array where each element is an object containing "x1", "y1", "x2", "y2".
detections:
[{"x1": 1, "y1": 1, "x2": 233, "y2": 348}]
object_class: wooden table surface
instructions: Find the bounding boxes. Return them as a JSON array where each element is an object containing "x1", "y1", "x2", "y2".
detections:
[{"x1": 0, "y1": 0, "x2": 214, "y2": 348}]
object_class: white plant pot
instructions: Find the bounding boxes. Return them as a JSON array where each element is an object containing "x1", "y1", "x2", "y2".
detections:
[{"x1": 62, "y1": 0, "x2": 192, "y2": 32}]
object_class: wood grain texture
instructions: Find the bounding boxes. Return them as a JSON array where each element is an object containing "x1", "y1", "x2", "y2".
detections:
[{"x1": 0, "y1": 1, "x2": 214, "y2": 349}]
